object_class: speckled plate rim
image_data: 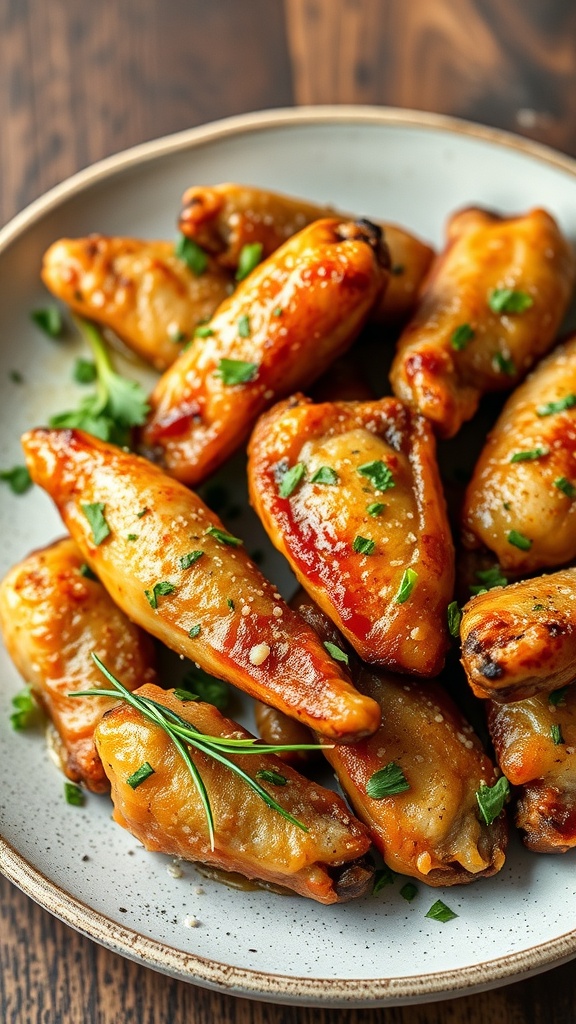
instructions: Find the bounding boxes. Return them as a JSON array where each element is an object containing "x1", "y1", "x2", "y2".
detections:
[{"x1": 3, "y1": 105, "x2": 576, "y2": 1007}]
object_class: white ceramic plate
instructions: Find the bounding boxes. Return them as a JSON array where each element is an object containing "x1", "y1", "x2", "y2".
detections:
[{"x1": 2, "y1": 107, "x2": 576, "y2": 1009}]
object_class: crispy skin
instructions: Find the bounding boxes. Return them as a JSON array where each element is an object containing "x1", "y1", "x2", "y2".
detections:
[
  {"x1": 460, "y1": 569, "x2": 576, "y2": 702},
  {"x1": 22, "y1": 428, "x2": 380, "y2": 742},
  {"x1": 248, "y1": 394, "x2": 454, "y2": 676},
  {"x1": 178, "y1": 183, "x2": 434, "y2": 323},
  {"x1": 488, "y1": 689, "x2": 576, "y2": 852},
  {"x1": 142, "y1": 218, "x2": 389, "y2": 484},
  {"x1": 0, "y1": 537, "x2": 156, "y2": 791},
  {"x1": 390, "y1": 207, "x2": 576, "y2": 438},
  {"x1": 293, "y1": 591, "x2": 507, "y2": 884},
  {"x1": 462, "y1": 333, "x2": 576, "y2": 572},
  {"x1": 41, "y1": 236, "x2": 232, "y2": 370},
  {"x1": 95, "y1": 684, "x2": 374, "y2": 903}
]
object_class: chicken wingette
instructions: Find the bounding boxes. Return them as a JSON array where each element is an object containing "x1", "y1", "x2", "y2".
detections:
[
  {"x1": 142, "y1": 218, "x2": 389, "y2": 485},
  {"x1": 390, "y1": 207, "x2": 575, "y2": 438},
  {"x1": 460, "y1": 569, "x2": 576, "y2": 702},
  {"x1": 41, "y1": 236, "x2": 232, "y2": 371},
  {"x1": 0, "y1": 537, "x2": 156, "y2": 791},
  {"x1": 22, "y1": 428, "x2": 381, "y2": 742},
  {"x1": 178, "y1": 182, "x2": 434, "y2": 323},
  {"x1": 248, "y1": 393, "x2": 454, "y2": 676},
  {"x1": 462, "y1": 332, "x2": 576, "y2": 573}
]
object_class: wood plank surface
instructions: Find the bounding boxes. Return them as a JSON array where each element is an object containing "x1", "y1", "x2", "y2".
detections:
[{"x1": 2, "y1": 2, "x2": 576, "y2": 1023}]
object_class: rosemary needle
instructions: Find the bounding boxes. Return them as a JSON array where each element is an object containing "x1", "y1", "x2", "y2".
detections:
[{"x1": 70, "y1": 654, "x2": 330, "y2": 851}]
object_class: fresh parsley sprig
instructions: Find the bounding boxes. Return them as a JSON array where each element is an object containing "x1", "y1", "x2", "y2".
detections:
[{"x1": 72, "y1": 655, "x2": 330, "y2": 850}]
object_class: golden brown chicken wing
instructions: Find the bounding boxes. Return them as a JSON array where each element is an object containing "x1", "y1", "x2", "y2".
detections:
[
  {"x1": 253, "y1": 701, "x2": 316, "y2": 767},
  {"x1": 390, "y1": 207, "x2": 575, "y2": 438},
  {"x1": 462, "y1": 333, "x2": 576, "y2": 573},
  {"x1": 178, "y1": 182, "x2": 434, "y2": 324},
  {"x1": 0, "y1": 537, "x2": 156, "y2": 791},
  {"x1": 293, "y1": 591, "x2": 507, "y2": 884},
  {"x1": 141, "y1": 218, "x2": 388, "y2": 485},
  {"x1": 460, "y1": 569, "x2": 576, "y2": 702},
  {"x1": 22, "y1": 428, "x2": 381, "y2": 742},
  {"x1": 488, "y1": 687, "x2": 576, "y2": 852},
  {"x1": 248, "y1": 393, "x2": 454, "y2": 676},
  {"x1": 95, "y1": 684, "x2": 374, "y2": 903},
  {"x1": 41, "y1": 236, "x2": 232, "y2": 371}
]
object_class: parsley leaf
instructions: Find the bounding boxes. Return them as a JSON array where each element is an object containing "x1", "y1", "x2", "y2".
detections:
[
  {"x1": 255, "y1": 768, "x2": 287, "y2": 786},
  {"x1": 549, "y1": 687, "x2": 569, "y2": 707},
  {"x1": 469, "y1": 566, "x2": 508, "y2": 595},
  {"x1": 310, "y1": 466, "x2": 339, "y2": 485},
  {"x1": 555, "y1": 477, "x2": 576, "y2": 499},
  {"x1": 216, "y1": 358, "x2": 258, "y2": 385},
  {"x1": 236, "y1": 242, "x2": 263, "y2": 281},
  {"x1": 126, "y1": 762, "x2": 155, "y2": 789},
  {"x1": 178, "y1": 550, "x2": 204, "y2": 569},
  {"x1": 278, "y1": 462, "x2": 306, "y2": 498},
  {"x1": 510, "y1": 447, "x2": 548, "y2": 463},
  {"x1": 373, "y1": 867, "x2": 396, "y2": 893},
  {"x1": 357, "y1": 460, "x2": 395, "y2": 492},
  {"x1": 64, "y1": 782, "x2": 85, "y2": 806},
  {"x1": 323, "y1": 641, "x2": 349, "y2": 666},
  {"x1": 144, "y1": 581, "x2": 176, "y2": 609},
  {"x1": 507, "y1": 529, "x2": 532, "y2": 551},
  {"x1": 81, "y1": 502, "x2": 111, "y2": 545},
  {"x1": 476, "y1": 775, "x2": 510, "y2": 824},
  {"x1": 400, "y1": 882, "x2": 418, "y2": 902},
  {"x1": 10, "y1": 687, "x2": 40, "y2": 730},
  {"x1": 353, "y1": 535, "x2": 375, "y2": 555},
  {"x1": 366, "y1": 502, "x2": 386, "y2": 517},
  {"x1": 425, "y1": 900, "x2": 458, "y2": 923},
  {"x1": 451, "y1": 324, "x2": 475, "y2": 351},
  {"x1": 551, "y1": 723, "x2": 564, "y2": 745},
  {"x1": 73, "y1": 358, "x2": 97, "y2": 384},
  {"x1": 396, "y1": 568, "x2": 418, "y2": 604},
  {"x1": 205, "y1": 526, "x2": 243, "y2": 547},
  {"x1": 238, "y1": 314, "x2": 251, "y2": 338},
  {"x1": 31, "y1": 305, "x2": 63, "y2": 338},
  {"x1": 366, "y1": 762, "x2": 410, "y2": 799},
  {"x1": 182, "y1": 665, "x2": 230, "y2": 711},
  {"x1": 175, "y1": 234, "x2": 208, "y2": 275},
  {"x1": 488, "y1": 288, "x2": 534, "y2": 314},
  {"x1": 447, "y1": 601, "x2": 462, "y2": 637},
  {"x1": 0, "y1": 466, "x2": 32, "y2": 495},
  {"x1": 492, "y1": 352, "x2": 516, "y2": 376},
  {"x1": 537, "y1": 394, "x2": 576, "y2": 417}
]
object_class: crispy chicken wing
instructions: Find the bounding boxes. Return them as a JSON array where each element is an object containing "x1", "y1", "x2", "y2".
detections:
[
  {"x1": 142, "y1": 218, "x2": 389, "y2": 485},
  {"x1": 248, "y1": 393, "x2": 454, "y2": 676},
  {"x1": 488, "y1": 688, "x2": 576, "y2": 852},
  {"x1": 178, "y1": 182, "x2": 434, "y2": 323},
  {"x1": 41, "y1": 236, "x2": 232, "y2": 371},
  {"x1": 460, "y1": 569, "x2": 576, "y2": 702},
  {"x1": 95, "y1": 684, "x2": 374, "y2": 903},
  {"x1": 22, "y1": 428, "x2": 380, "y2": 742},
  {"x1": 293, "y1": 592, "x2": 507, "y2": 884},
  {"x1": 390, "y1": 207, "x2": 575, "y2": 438},
  {"x1": 462, "y1": 333, "x2": 576, "y2": 572},
  {"x1": 0, "y1": 537, "x2": 156, "y2": 791}
]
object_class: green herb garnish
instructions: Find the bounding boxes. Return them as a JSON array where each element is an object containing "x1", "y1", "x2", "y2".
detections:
[
  {"x1": 488, "y1": 289, "x2": 533, "y2": 314},
  {"x1": 188, "y1": 624, "x2": 202, "y2": 639},
  {"x1": 507, "y1": 529, "x2": 532, "y2": 551},
  {"x1": 400, "y1": 882, "x2": 418, "y2": 902},
  {"x1": 175, "y1": 235, "x2": 208, "y2": 275},
  {"x1": 555, "y1": 477, "x2": 576, "y2": 498},
  {"x1": 205, "y1": 525, "x2": 243, "y2": 547},
  {"x1": 310, "y1": 466, "x2": 339, "y2": 485},
  {"x1": 237, "y1": 314, "x2": 251, "y2": 338},
  {"x1": 396, "y1": 568, "x2": 418, "y2": 604},
  {"x1": 278, "y1": 462, "x2": 306, "y2": 499},
  {"x1": 353, "y1": 535, "x2": 375, "y2": 555},
  {"x1": 549, "y1": 687, "x2": 569, "y2": 707},
  {"x1": 126, "y1": 533, "x2": 138, "y2": 542},
  {"x1": 447, "y1": 601, "x2": 462, "y2": 638},
  {"x1": 73, "y1": 358, "x2": 97, "y2": 384},
  {"x1": 9, "y1": 370, "x2": 24, "y2": 384},
  {"x1": 255, "y1": 768, "x2": 287, "y2": 786},
  {"x1": 227, "y1": 598, "x2": 235, "y2": 611},
  {"x1": 272, "y1": 306, "x2": 283, "y2": 317},
  {"x1": 357, "y1": 460, "x2": 395, "y2": 492},
  {"x1": 373, "y1": 867, "x2": 396, "y2": 893},
  {"x1": 31, "y1": 305, "x2": 63, "y2": 338},
  {"x1": 80, "y1": 502, "x2": 111, "y2": 545},
  {"x1": 195, "y1": 325, "x2": 214, "y2": 338},
  {"x1": 537, "y1": 394, "x2": 576, "y2": 417},
  {"x1": 79, "y1": 563, "x2": 98, "y2": 581},
  {"x1": 169, "y1": 325, "x2": 186, "y2": 343},
  {"x1": 425, "y1": 900, "x2": 458, "y2": 923},
  {"x1": 0, "y1": 466, "x2": 32, "y2": 495},
  {"x1": 216, "y1": 358, "x2": 258, "y2": 385},
  {"x1": 366, "y1": 762, "x2": 410, "y2": 799},
  {"x1": 469, "y1": 566, "x2": 508, "y2": 595},
  {"x1": 475, "y1": 775, "x2": 510, "y2": 825},
  {"x1": 236, "y1": 242, "x2": 263, "y2": 281},
  {"x1": 136, "y1": 507, "x2": 149, "y2": 518},
  {"x1": 323, "y1": 641, "x2": 349, "y2": 666},
  {"x1": 10, "y1": 687, "x2": 39, "y2": 730},
  {"x1": 144, "y1": 581, "x2": 176, "y2": 609},
  {"x1": 366, "y1": 502, "x2": 386, "y2": 517},
  {"x1": 493, "y1": 352, "x2": 516, "y2": 376},
  {"x1": 551, "y1": 724, "x2": 564, "y2": 745},
  {"x1": 179, "y1": 550, "x2": 204, "y2": 569},
  {"x1": 64, "y1": 782, "x2": 84, "y2": 807},
  {"x1": 451, "y1": 324, "x2": 475, "y2": 351},
  {"x1": 126, "y1": 762, "x2": 155, "y2": 789},
  {"x1": 510, "y1": 448, "x2": 548, "y2": 463},
  {"x1": 182, "y1": 665, "x2": 230, "y2": 711}
]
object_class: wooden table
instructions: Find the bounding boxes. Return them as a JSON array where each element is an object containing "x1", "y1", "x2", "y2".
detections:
[{"x1": 2, "y1": 2, "x2": 576, "y2": 1021}]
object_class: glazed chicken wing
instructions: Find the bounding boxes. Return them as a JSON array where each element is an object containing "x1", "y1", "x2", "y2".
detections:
[
  {"x1": 41, "y1": 236, "x2": 232, "y2": 371},
  {"x1": 293, "y1": 592, "x2": 507, "y2": 884},
  {"x1": 460, "y1": 569, "x2": 576, "y2": 702},
  {"x1": 95, "y1": 684, "x2": 374, "y2": 903},
  {"x1": 248, "y1": 393, "x2": 454, "y2": 676},
  {"x1": 178, "y1": 182, "x2": 434, "y2": 323},
  {"x1": 142, "y1": 218, "x2": 388, "y2": 485},
  {"x1": 462, "y1": 333, "x2": 576, "y2": 573},
  {"x1": 0, "y1": 537, "x2": 156, "y2": 791},
  {"x1": 390, "y1": 207, "x2": 575, "y2": 438},
  {"x1": 23, "y1": 428, "x2": 380, "y2": 742},
  {"x1": 488, "y1": 687, "x2": 576, "y2": 852}
]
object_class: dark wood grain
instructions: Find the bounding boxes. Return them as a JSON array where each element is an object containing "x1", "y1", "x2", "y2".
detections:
[{"x1": 3, "y1": 1, "x2": 576, "y2": 1022}]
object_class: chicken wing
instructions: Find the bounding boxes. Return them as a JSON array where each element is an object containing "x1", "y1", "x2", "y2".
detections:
[
  {"x1": 0, "y1": 537, "x2": 156, "y2": 791},
  {"x1": 141, "y1": 218, "x2": 388, "y2": 485},
  {"x1": 462, "y1": 333, "x2": 576, "y2": 573},
  {"x1": 248, "y1": 393, "x2": 454, "y2": 676},
  {"x1": 22, "y1": 428, "x2": 381, "y2": 742},
  {"x1": 41, "y1": 236, "x2": 232, "y2": 371},
  {"x1": 293, "y1": 591, "x2": 507, "y2": 884},
  {"x1": 460, "y1": 569, "x2": 576, "y2": 702},
  {"x1": 390, "y1": 207, "x2": 575, "y2": 438},
  {"x1": 488, "y1": 688, "x2": 576, "y2": 852},
  {"x1": 178, "y1": 182, "x2": 434, "y2": 323},
  {"x1": 95, "y1": 684, "x2": 374, "y2": 903}
]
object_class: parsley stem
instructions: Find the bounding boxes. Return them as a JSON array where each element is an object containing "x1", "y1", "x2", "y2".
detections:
[{"x1": 74, "y1": 316, "x2": 115, "y2": 413}]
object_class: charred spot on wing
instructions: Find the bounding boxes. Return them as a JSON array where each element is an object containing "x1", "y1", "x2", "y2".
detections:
[
  {"x1": 335, "y1": 219, "x2": 390, "y2": 270},
  {"x1": 545, "y1": 621, "x2": 565, "y2": 638}
]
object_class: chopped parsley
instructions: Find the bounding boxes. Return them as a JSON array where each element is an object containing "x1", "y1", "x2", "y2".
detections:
[
  {"x1": 174, "y1": 688, "x2": 199, "y2": 702},
  {"x1": 555, "y1": 477, "x2": 576, "y2": 498},
  {"x1": 278, "y1": 462, "x2": 306, "y2": 499},
  {"x1": 510, "y1": 448, "x2": 548, "y2": 463},
  {"x1": 507, "y1": 529, "x2": 532, "y2": 551},
  {"x1": 425, "y1": 900, "x2": 458, "y2": 923},
  {"x1": 357, "y1": 460, "x2": 395, "y2": 492},
  {"x1": 323, "y1": 641, "x2": 349, "y2": 666},
  {"x1": 73, "y1": 358, "x2": 97, "y2": 384},
  {"x1": 216, "y1": 358, "x2": 258, "y2": 385},
  {"x1": 396, "y1": 568, "x2": 418, "y2": 604},
  {"x1": 272, "y1": 306, "x2": 283, "y2": 317},
  {"x1": 366, "y1": 502, "x2": 386, "y2": 517},
  {"x1": 476, "y1": 775, "x2": 510, "y2": 825},
  {"x1": 551, "y1": 723, "x2": 564, "y2": 745},
  {"x1": 195, "y1": 324, "x2": 214, "y2": 338},
  {"x1": 470, "y1": 566, "x2": 508, "y2": 595},
  {"x1": 188, "y1": 624, "x2": 202, "y2": 639},
  {"x1": 64, "y1": 782, "x2": 84, "y2": 806},
  {"x1": 373, "y1": 867, "x2": 395, "y2": 893},
  {"x1": 447, "y1": 601, "x2": 462, "y2": 638},
  {"x1": 79, "y1": 563, "x2": 98, "y2": 581},
  {"x1": 169, "y1": 325, "x2": 186, "y2": 343},
  {"x1": 205, "y1": 525, "x2": 243, "y2": 547},
  {"x1": 175, "y1": 234, "x2": 208, "y2": 275},
  {"x1": 10, "y1": 687, "x2": 39, "y2": 730},
  {"x1": 353, "y1": 535, "x2": 375, "y2": 555},
  {"x1": 451, "y1": 324, "x2": 475, "y2": 351},
  {"x1": 81, "y1": 502, "x2": 111, "y2": 545},
  {"x1": 31, "y1": 305, "x2": 63, "y2": 338},
  {"x1": 256, "y1": 768, "x2": 287, "y2": 786},
  {"x1": 178, "y1": 550, "x2": 204, "y2": 569},
  {"x1": 549, "y1": 687, "x2": 569, "y2": 707},
  {"x1": 366, "y1": 762, "x2": 410, "y2": 799},
  {"x1": 126, "y1": 533, "x2": 138, "y2": 542},
  {"x1": 144, "y1": 581, "x2": 176, "y2": 609},
  {"x1": 537, "y1": 394, "x2": 576, "y2": 417},
  {"x1": 492, "y1": 352, "x2": 516, "y2": 376},
  {"x1": 182, "y1": 665, "x2": 230, "y2": 711},
  {"x1": 400, "y1": 882, "x2": 418, "y2": 903},
  {"x1": 235, "y1": 242, "x2": 263, "y2": 281},
  {"x1": 136, "y1": 507, "x2": 149, "y2": 518},
  {"x1": 0, "y1": 465, "x2": 32, "y2": 495},
  {"x1": 310, "y1": 466, "x2": 339, "y2": 485},
  {"x1": 126, "y1": 762, "x2": 155, "y2": 789},
  {"x1": 488, "y1": 288, "x2": 534, "y2": 314},
  {"x1": 227, "y1": 598, "x2": 235, "y2": 611},
  {"x1": 237, "y1": 314, "x2": 251, "y2": 338}
]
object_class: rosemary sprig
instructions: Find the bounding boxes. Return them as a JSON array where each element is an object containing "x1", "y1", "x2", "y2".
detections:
[{"x1": 71, "y1": 654, "x2": 328, "y2": 850}]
